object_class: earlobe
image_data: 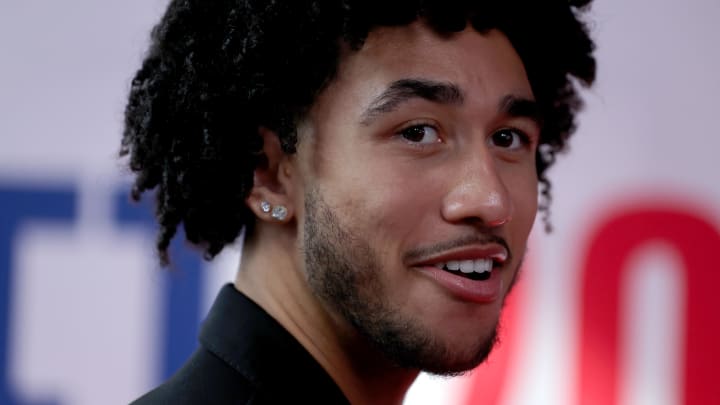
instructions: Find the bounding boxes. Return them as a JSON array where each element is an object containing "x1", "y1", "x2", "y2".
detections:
[
  {"x1": 246, "y1": 127, "x2": 295, "y2": 223},
  {"x1": 258, "y1": 200, "x2": 289, "y2": 221}
]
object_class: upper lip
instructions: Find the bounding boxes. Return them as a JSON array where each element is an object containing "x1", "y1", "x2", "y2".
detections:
[{"x1": 408, "y1": 244, "x2": 510, "y2": 268}]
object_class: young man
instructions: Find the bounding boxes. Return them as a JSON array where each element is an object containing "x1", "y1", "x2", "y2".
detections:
[{"x1": 123, "y1": 1, "x2": 596, "y2": 403}]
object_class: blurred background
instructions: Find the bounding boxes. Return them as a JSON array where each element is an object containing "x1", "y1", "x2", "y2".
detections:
[{"x1": 1, "y1": 0, "x2": 719, "y2": 404}]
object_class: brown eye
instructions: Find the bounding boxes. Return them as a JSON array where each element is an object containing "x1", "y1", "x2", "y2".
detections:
[
  {"x1": 490, "y1": 129, "x2": 528, "y2": 150},
  {"x1": 399, "y1": 125, "x2": 440, "y2": 145}
]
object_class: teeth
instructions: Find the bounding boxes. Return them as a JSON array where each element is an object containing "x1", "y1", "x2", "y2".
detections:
[
  {"x1": 474, "y1": 259, "x2": 492, "y2": 273},
  {"x1": 459, "y1": 260, "x2": 474, "y2": 273},
  {"x1": 446, "y1": 261, "x2": 460, "y2": 271},
  {"x1": 433, "y1": 259, "x2": 494, "y2": 274}
]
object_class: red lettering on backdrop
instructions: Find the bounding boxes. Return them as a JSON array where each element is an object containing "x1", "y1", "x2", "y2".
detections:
[
  {"x1": 462, "y1": 263, "x2": 528, "y2": 405},
  {"x1": 577, "y1": 206, "x2": 720, "y2": 405}
]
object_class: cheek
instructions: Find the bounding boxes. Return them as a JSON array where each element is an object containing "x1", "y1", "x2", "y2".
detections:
[
  {"x1": 507, "y1": 169, "x2": 539, "y2": 231},
  {"x1": 358, "y1": 175, "x2": 436, "y2": 235},
  {"x1": 328, "y1": 163, "x2": 441, "y2": 263}
]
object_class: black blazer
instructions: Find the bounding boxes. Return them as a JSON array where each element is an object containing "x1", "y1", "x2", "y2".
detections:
[{"x1": 131, "y1": 284, "x2": 349, "y2": 404}]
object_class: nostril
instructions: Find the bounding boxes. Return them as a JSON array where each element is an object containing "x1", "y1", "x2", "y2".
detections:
[{"x1": 486, "y1": 217, "x2": 511, "y2": 227}]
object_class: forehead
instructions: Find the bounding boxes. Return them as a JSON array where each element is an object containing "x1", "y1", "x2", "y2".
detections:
[{"x1": 331, "y1": 22, "x2": 533, "y2": 105}]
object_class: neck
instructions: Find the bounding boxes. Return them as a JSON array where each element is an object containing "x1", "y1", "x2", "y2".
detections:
[{"x1": 235, "y1": 227, "x2": 419, "y2": 405}]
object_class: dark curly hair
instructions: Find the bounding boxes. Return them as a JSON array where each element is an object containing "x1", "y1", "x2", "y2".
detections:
[{"x1": 121, "y1": 0, "x2": 596, "y2": 265}]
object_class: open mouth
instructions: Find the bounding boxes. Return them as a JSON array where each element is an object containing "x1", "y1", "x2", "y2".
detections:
[{"x1": 432, "y1": 259, "x2": 496, "y2": 281}]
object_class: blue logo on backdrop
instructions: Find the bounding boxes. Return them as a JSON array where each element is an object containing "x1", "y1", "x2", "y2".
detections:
[
  {"x1": 0, "y1": 185, "x2": 74, "y2": 405},
  {"x1": 0, "y1": 182, "x2": 204, "y2": 405},
  {"x1": 113, "y1": 190, "x2": 204, "y2": 380}
]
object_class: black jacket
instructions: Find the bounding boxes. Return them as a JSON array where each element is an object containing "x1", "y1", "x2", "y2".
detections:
[{"x1": 131, "y1": 284, "x2": 349, "y2": 404}]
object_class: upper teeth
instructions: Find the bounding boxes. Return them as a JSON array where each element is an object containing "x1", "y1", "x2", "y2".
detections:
[{"x1": 434, "y1": 259, "x2": 493, "y2": 274}]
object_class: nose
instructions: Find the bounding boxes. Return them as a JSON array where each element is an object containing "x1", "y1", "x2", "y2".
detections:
[{"x1": 441, "y1": 154, "x2": 513, "y2": 227}]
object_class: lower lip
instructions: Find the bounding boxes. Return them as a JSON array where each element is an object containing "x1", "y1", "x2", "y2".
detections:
[{"x1": 416, "y1": 266, "x2": 503, "y2": 303}]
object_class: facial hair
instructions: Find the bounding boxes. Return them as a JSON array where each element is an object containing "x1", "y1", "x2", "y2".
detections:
[{"x1": 303, "y1": 190, "x2": 500, "y2": 375}]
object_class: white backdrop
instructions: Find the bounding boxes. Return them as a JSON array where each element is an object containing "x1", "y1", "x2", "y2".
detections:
[{"x1": 1, "y1": 1, "x2": 719, "y2": 404}]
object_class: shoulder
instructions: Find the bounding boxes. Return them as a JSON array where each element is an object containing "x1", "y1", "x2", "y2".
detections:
[
  {"x1": 130, "y1": 285, "x2": 349, "y2": 404},
  {"x1": 130, "y1": 348, "x2": 256, "y2": 405}
]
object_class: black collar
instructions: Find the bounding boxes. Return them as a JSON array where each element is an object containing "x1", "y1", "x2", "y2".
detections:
[{"x1": 200, "y1": 284, "x2": 350, "y2": 404}]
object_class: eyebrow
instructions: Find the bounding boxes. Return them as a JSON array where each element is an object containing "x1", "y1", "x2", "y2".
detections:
[
  {"x1": 498, "y1": 94, "x2": 544, "y2": 129},
  {"x1": 360, "y1": 78, "x2": 464, "y2": 125}
]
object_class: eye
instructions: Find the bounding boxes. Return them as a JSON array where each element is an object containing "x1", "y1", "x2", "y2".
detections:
[
  {"x1": 490, "y1": 128, "x2": 529, "y2": 150},
  {"x1": 397, "y1": 124, "x2": 441, "y2": 145}
]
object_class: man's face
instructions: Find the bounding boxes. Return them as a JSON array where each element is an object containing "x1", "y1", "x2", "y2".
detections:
[{"x1": 291, "y1": 22, "x2": 539, "y2": 374}]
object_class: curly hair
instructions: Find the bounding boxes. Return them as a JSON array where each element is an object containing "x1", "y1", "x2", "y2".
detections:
[{"x1": 121, "y1": 0, "x2": 596, "y2": 265}]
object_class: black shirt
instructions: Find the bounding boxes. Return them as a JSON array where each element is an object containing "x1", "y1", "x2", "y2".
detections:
[{"x1": 131, "y1": 284, "x2": 350, "y2": 404}]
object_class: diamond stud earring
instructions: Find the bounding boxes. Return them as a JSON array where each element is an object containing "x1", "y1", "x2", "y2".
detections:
[
  {"x1": 271, "y1": 205, "x2": 288, "y2": 221},
  {"x1": 260, "y1": 201, "x2": 271, "y2": 213}
]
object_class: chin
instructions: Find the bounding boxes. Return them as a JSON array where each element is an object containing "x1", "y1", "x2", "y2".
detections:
[
  {"x1": 365, "y1": 316, "x2": 501, "y2": 376},
  {"x1": 416, "y1": 327, "x2": 500, "y2": 376}
]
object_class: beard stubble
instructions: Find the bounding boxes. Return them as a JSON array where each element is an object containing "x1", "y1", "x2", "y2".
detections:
[{"x1": 302, "y1": 190, "x2": 500, "y2": 375}]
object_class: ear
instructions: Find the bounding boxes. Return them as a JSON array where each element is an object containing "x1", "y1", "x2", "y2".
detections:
[{"x1": 246, "y1": 127, "x2": 296, "y2": 224}]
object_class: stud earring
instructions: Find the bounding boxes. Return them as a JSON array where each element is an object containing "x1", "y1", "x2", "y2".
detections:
[
  {"x1": 260, "y1": 200, "x2": 272, "y2": 213},
  {"x1": 271, "y1": 205, "x2": 288, "y2": 221}
]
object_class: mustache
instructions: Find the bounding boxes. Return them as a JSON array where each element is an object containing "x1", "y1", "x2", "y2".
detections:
[{"x1": 402, "y1": 233, "x2": 512, "y2": 264}]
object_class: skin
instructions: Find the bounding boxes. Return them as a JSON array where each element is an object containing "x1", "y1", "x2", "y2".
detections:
[{"x1": 237, "y1": 21, "x2": 540, "y2": 405}]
